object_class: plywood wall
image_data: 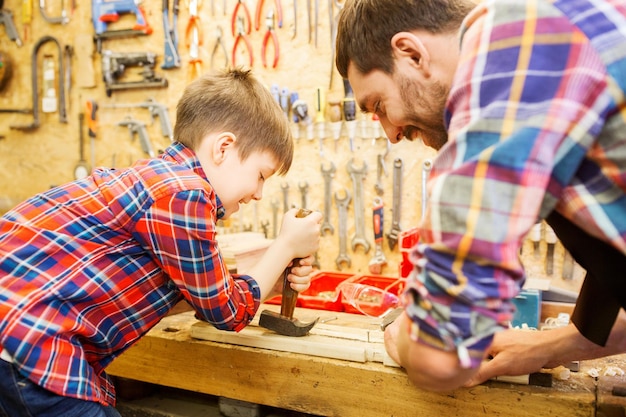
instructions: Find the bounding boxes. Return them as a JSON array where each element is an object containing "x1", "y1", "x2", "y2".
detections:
[{"x1": 0, "y1": 0, "x2": 581, "y2": 289}]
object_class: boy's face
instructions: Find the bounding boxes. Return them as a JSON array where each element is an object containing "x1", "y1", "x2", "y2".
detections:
[{"x1": 201, "y1": 136, "x2": 278, "y2": 219}]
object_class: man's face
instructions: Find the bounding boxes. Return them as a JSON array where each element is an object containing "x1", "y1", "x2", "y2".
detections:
[{"x1": 348, "y1": 64, "x2": 449, "y2": 150}]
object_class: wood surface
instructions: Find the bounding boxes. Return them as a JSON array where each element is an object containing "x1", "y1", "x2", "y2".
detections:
[{"x1": 106, "y1": 310, "x2": 621, "y2": 417}]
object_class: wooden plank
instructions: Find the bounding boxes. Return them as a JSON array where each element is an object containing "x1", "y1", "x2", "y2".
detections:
[{"x1": 108, "y1": 312, "x2": 598, "y2": 417}]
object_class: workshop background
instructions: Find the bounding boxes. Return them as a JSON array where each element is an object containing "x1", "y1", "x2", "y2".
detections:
[
  {"x1": 0, "y1": 1, "x2": 598, "y2": 416},
  {"x1": 0, "y1": 0, "x2": 583, "y2": 286}
]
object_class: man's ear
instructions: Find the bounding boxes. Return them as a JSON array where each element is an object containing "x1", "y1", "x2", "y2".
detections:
[
  {"x1": 213, "y1": 132, "x2": 237, "y2": 163},
  {"x1": 391, "y1": 32, "x2": 431, "y2": 76}
]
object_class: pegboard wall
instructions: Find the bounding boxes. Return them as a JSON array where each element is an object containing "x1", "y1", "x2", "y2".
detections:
[{"x1": 0, "y1": 0, "x2": 581, "y2": 286}]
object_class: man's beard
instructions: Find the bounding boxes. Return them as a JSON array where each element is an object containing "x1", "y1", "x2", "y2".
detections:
[{"x1": 398, "y1": 74, "x2": 449, "y2": 151}]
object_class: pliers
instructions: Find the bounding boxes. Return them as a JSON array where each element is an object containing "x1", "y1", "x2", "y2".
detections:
[
  {"x1": 231, "y1": 0, "x2": 252, "y2": 36},
  {"x1": 210, "y1": 26, "x2": 229, "y2": 69},
  {"x1": 261, "y1": 9, "x2": 279, "y2": 68},
  {"x1": 185, "y1": 0, "x2": 202, "y2": 76},
  {"x1": 232, "y1": 16, "x2": 253, "y2": 67},
  {"x1": 254, "y1": 0, "x2": 282, "y2": 31}
]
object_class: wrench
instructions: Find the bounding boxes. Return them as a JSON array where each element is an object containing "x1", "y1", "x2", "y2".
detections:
[
  {"x1": 334, "y1": 188, "x2": 351, "y2": 270},
  {"x1": 374, "y1": 153, "x2": 387, "y2": 196},
  {"x1": 320, "y1": 161, "x2": 336, "y2": 235},
  {"x1": 271, "y1": 198, "x2": 279, "y2": 238},
  {"x1": 386, "y1": 158, "x2": 403, "y2": 250},
  {"x1": 368, "y1": 197, "x2": 387, "y2": 274},
  {"x1": 347, "y1": 159, "x2": 371, "y2": 254},
  {"x1": 421, "y1": 159, "x2": 432, "y2": 219},
  {"x1": 281, "y1": 182, "x2": 290, "y2": 213},
  {"x1": 298, "y1": 181, "x2": 309, "y2": 209}
]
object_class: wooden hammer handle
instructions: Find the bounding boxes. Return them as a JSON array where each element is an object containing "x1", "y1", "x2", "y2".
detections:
[{"x1": 280, "y1": 208, "x2": 312, "y2": 319}]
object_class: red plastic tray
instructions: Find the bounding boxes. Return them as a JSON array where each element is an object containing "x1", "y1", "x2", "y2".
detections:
[{"x1": 265, "y1": 271, "x2": 353, "y2": 312}]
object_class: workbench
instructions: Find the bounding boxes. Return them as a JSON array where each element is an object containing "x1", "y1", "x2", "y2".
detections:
[{"x1": 107, "y1": 304, "x2": 626, "y2": 417}]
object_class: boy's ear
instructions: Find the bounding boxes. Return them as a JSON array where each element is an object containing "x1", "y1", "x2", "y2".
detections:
[
  {"x1": 391, "y1": 32, "x2": 431, "y2": 76},
  {"x1": 212, "y1": 132, "x2": 237, "y2": 163}
]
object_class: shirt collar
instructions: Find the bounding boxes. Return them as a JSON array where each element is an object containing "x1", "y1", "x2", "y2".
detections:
[{"x1": 161, "y1": 142, "x2": 226, "y2": 220}]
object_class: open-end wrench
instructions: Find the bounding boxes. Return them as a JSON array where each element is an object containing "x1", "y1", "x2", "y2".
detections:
[
  {"x1": 386, "y1": 158, "x2": 403, "y2": 250},
  {"x1": 320, "y1": 161, "x2": 336, "y2": 235},
  {"x1": 421, "y1": 159, "x2": 432, "y2": 219},
  {"x1": 298, "y1": 181, "x2": 309, "y2": 209},
  {"x1": 374, "y1": 153, "x2": 387, "y2": 196},
  {"x1": 368, "y1": 197, "x2": 387, "y2": 274},
  {"x1": 271, "y1": 198, "x2": 279, "y2": 238},
  {"x1": 281, "y1": 182, "x2": 290, "y2": 213},
  {"x1": 347, "y1": 159, "x2": 371, "y2": 254},
  {"x1": 334, "y1": 188, "x2": 351, "y2": 270}
]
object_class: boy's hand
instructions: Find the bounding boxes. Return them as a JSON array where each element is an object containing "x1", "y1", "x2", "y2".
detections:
[
  {"x1": 286, "y1": 254, "x2": 315, "y2": 293},
  {"x1": 278, "y1": 208, "x2": 323, "y2": 259}
]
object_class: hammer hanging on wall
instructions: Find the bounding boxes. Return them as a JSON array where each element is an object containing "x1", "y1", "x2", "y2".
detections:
[{"x1": 10, "y1": 35, "x2": 67, "y2": 131}]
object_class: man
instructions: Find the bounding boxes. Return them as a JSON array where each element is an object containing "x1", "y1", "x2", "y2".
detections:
[{"x1": 336, "y1": 0, "x2": 626, "y2": 391}]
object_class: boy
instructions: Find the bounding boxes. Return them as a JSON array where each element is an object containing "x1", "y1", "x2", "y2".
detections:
[{"x1": 0, "y1": 67, "x2": 322, "y2": 416}]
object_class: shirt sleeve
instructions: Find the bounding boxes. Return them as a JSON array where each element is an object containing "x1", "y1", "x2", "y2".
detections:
[
  {"x1": 133, "y1": 189, "x2": 260, "y2": 332},
  {"x1": 405, "y1": 0, "x2": 613, "y2": 367}
]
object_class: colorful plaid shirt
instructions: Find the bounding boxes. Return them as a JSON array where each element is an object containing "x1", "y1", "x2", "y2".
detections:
[
  {"x1": 405, "y1": 0, "x2": 626, "y2": 367},
  {"x1": 0, "y1": 142, "x2": 261, "y2": 406}
]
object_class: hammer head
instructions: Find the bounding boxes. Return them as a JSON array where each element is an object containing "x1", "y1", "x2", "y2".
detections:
[{"x1": 259, "y1": 310, "x2": 319, "y2": 337}]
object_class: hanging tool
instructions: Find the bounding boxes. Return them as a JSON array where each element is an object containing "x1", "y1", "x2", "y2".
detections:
[
  {"x1": 320, "y1": 161, "x2": 335, "y2": 235},
  {"x1": 39, "y1": 0, "x2": 69, "y2": 24},
  {"x1": 41, "y1": 54, "x2": 57, "y2": 114},
  {"x1": 210, "y1": 26, "x2": 228, "y2": 69},
  {"x1": 328, "y1": 0, "x2": 343, "y2": 89},
  {"x1": 185, "y1": 0, "x2": 202, "y2": 77},
  {"x1": 291, "y1": 92, "x2": 313, "y2": 141},
  {"x1": 314, "y1": 87, "x2": 326, "y2": 151},
  {"x1": 421, "y1": 159, "x2": 432, "y2": 219},
  {"x1": 231, "y1": 0, "x2": 251, "y2": 36},
  {"x1": 326, "y1": 94, "x2": 342, "y2": 151},
  {"x1": 545, "y1": 223, "x2": 557, "y2": 275},
  {"x1": 347, "y1": 158, "x2": 370, "y2": 254},
  {"x1": 290, "y1": 0, "x2": 296, "y2": 39},
  {"x1": 261, "y1": 8, "x2": 279, "y2": 68},
  {"x1": 335, "y1": 188, "x2": 351, "y2": 270},
  {"x1": 259, "y1": 208, "x2": 319, "y2": 337},
  {"x1": 75, "y1": 112, "x2": 90, "y2": 180},
  {"x1": 386, "y1": 158, "x2": 403, "y2": 250},
  {"x1": 368, "y1": 197, "x2": 387, "y2": 274},
  {"x1": 22, "y1": 0, "x2": 32, "y2": 41},
  {"x1": 91, "y1": 0, "x2": 152, "y2": 52},
  {"x1": 102, "y1": 98, "x2": 173, "y2": 141},
  {"x1": 342, "y1": 78, "x2": 357, "y2": 152},
  {"x1": 0, "y1": 51, "x2": 13, "y2": 91},
  {"x1": 118, "y1": 116, "x2": 156, "y2": 158},
  {"x1": 254, "y1": 0, "x2": 282, "y2": 30},
  {"x1": 162, "y1": 0, "x2": 181, "y2": 69},
  {"x1": 0, "y1": 1, "x2": 23, "y2": 47},
  {"x1": 232, "y1": 15, "x2": 253, "y2": 67},
  {"x1": 101, "y1": 50, "x2": 168, "y2": 96},
  {"x1": 86, "y1": 99, "x2": 98, "y2": 169},
  {"x1": 11, "y1": 36, "x2": 67, "y2": 131}
]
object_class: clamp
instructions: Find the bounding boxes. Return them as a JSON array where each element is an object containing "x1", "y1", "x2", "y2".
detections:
[
  {"x1": 261, "y1": 9, "x2": 279, "y2": 68},
  {"x1": 254, "y1": 0, "x2": 282, "y2": 31},
  {"x1": 161, "y1": 0, "x2": 181, "y2": 69},
  {"x1": 232, "y1": 16, "x2": 253, "y2": 67}
]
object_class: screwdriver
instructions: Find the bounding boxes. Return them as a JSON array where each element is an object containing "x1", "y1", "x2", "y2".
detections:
[
  {"x1": 85, "y1": 99, "x2": 98, "y2": 169},
  {"x1": 342, "y1": 78, "x2": 357, "y2": 152}
]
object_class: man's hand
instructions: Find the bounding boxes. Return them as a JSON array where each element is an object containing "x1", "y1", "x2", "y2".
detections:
[{"x1": 464, "y1": 328, "x2": 554, "y2": 387}]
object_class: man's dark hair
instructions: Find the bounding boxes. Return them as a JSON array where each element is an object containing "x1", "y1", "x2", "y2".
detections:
[{"x1": 335, "y1": 0, "x2": 475, "y2": 77}]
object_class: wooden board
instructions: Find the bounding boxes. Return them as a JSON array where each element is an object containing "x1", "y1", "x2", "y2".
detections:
[{"x1": 190, "y1": 304, "x2": 398, "y2": 366}]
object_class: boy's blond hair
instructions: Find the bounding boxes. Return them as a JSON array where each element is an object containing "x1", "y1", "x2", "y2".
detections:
[{"x1": 174, "y1": 67, "x2": 294, "y2": 175}]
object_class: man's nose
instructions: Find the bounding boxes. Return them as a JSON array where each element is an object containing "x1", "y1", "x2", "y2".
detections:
[{"x1": 379, "y1": 117, "x2": 402, "y2": 143}]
